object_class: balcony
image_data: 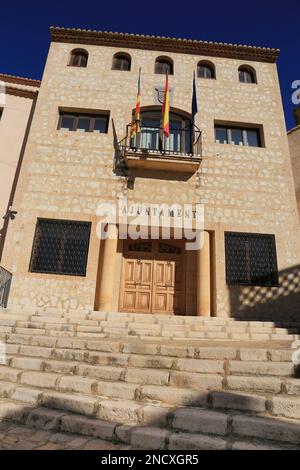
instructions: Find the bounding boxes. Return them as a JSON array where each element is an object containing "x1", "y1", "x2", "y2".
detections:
[{"x1": 119, "y1": 124, "x2": 202, "y2": 173}]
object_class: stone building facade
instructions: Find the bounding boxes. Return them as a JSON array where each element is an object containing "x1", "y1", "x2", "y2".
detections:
[
  {"x1": 288, "y1": 107, "x2": 300, "y2": 218},
  {"x1": 1, "y1": 27, "x2": 300, "y2": 320},
  {"x1": 0, "y1": 74, "x2": 40, "y2": 259}
]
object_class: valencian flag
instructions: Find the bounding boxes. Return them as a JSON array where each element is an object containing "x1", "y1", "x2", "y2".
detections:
[
  {"x1": 130, "y1": 68, "x2": 141, "y2": 137},
  {"x1": 162, "y1": 71, "x2": 170, "y2": 138}
]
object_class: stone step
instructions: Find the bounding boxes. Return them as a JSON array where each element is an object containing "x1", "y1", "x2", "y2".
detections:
[
  {"x1": 0, "y1": 398, "x2": 297, "y2": 449},
  {"x1": 2, "y1": 308, "x2": 300, "y2": 328},
  {"x1": 1, "y1": 366, "x2": 300, "y2": 419},
  {"x1": 1, "y1": 383, "x2": 300, "y2": 446},
  {"x1": 1, "y1": 312, "x2": 300, "y2": 329},
  {"x1": 0, "y1": 321, "x2": 299, "y2": 340},
  {"x1": 0, "y1": 308, "x2": 300, "y2": 449},
  {"x1": 2, "y1": 319, "x2": 299, "y2": 333},
  {"x1": 2, "y1": 344, "x2": 297, "y2": 381},
  {"x1": 0, "y1": 332, "x2": 296, "y2": 363},
  {"x1": 2, "y1": 330, "x2": 296, "y2": 344},
  {"x1": 1, "y1": 358, "x2": 299, "y2": 399}
]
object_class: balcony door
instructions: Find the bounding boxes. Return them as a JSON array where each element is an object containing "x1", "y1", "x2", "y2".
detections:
[{"x1": 131, "y1": 110, "x2": 192, "y2": 154}]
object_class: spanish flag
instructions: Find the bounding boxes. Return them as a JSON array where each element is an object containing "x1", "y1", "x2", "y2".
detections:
[
  {"x1": 130, "y1": 68, "x2": 141, "y2": 137},
  {"x1": 162, "y1": 72, "x2": 170, "y2": 138}
]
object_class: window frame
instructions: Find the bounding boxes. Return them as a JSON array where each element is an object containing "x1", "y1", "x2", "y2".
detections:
[
  {"x1": 225, "y1": 231, "x2": 279, "y2": 287},
  {"x1": 112, "y1": 53, "x2": 131, "y2": 71},
  {"x1": 57, "y1": 111, "x2": 110, "y2": 134},
  {"x1": 197, "y1": 61, "x2": 216, "y2": 79},
  {"x1": 238, "y1": 66, "x2": 257, "y2": 84},
  {"x1": 154, "y1": 56, "x2": 174, "y2": 75},
  {"x1": 214, "y1": 124, "x2": 262, "y2": 147},
  {"x1": 29, "y1": 218, "x2": 92, "y2": 277},
  {"x1": 69, "y1": 49, "x2": 89, "y2": 68}
]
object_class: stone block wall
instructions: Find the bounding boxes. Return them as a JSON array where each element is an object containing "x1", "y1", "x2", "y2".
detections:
[
  {"x1": 288, "y1": 124, "x2": 300, "y2": 219},
  {"x1": 2, "y1": 38, "x2": 300, "y2": 319}
]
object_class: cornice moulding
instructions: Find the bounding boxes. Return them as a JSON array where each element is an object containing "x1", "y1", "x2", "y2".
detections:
[
  {"x1": 0, "y1": 73, "x2": 41, "y2": 88},
  {"x1": 5, "y1": 86, "x2": 39, "y2": 99},
  {"x1": 50, "y1": 26, "x2": 280, "y2": 63}
]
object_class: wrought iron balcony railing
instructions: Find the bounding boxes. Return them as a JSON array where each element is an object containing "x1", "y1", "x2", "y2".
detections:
[{"x1": 119, "y1": 124, "x2": 202, "y2": 159}]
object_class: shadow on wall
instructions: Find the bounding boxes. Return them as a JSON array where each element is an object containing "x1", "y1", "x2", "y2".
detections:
[{"x1": 229, "y1": 264, "x2": 300, "y2": 322}]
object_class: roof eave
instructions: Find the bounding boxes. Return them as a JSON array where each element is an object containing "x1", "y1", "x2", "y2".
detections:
[
  {"x1": 0, "y1": 73, "x2": 41, "y2": 88},
  {"x1": 50, "y1": 27, "x2": 280, "y2": 63}
]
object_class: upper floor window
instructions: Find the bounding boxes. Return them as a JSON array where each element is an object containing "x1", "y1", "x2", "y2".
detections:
[
  {"x1": 58, "y1": 111, "x2": 109, "y2": 133},
  {"x1": 112, "y1": 52, "x2": 131, "y2": 71},
  {"x1": 197, "y1": 61, "x2": 215, "y2": 79},
  {"x1": 238, "y1": 65, "x2": 257, "y2": 84},
  {"x1": 215, "y1": 124, "x2": 262, "y2": 147},
  {"x1": 69, "y1": 49, "x2": 88, "y2": 68},
  {"x1": 155, "y1": 56, "x2": 174, "y2": 75}
]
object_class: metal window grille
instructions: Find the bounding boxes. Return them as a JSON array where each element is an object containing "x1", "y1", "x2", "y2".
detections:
[
  {"x1": 29, "y1": 219, "x2": 91, "y2": 276},
  {"x1": 0, "y1": 266, "x2": 12, "y2": 308},
  {"x1": 225, "y1": 232, "x2": 278, "y2": 287}
]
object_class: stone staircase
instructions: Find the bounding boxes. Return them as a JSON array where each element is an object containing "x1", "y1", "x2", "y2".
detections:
[{"x1": 0, "y1": 308, "x2": 299, "y2": 450}]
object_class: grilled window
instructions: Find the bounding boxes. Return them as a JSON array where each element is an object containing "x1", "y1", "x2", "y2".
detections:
[
  {"x1": 225, "y1": 232, "x2": 278, "y2": 286},
  {"x1": 29, "y1": 219, "x2": 91, "y2": 276},
  {"x1": 58, "y1": 111, "x2": 109, "y2": 133},
  {"x1": 215, "y1": 125, "x2": 262, "y2": 147},
  {"x1": 128, "y1": 242, "x2": 152, "y2": 253}
]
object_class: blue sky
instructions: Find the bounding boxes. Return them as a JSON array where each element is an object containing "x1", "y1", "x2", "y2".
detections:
[{"x1": 0, "y1": 0, "x2": 299, "y2": 129}]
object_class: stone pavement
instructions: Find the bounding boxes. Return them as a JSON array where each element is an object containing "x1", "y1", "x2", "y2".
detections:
[{"x1": 0, "y1": 420, "x2": 130, "y2": 450}]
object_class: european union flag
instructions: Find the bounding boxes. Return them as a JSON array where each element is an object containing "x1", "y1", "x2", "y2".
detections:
[{"x1": 191, "y1": 71, "x2": 198, "y2": 126}]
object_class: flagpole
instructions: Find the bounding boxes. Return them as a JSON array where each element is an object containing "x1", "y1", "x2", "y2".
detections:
[
  {"x1": 162, "y1": 70, "x2": 170, "y2": 141},
  {"x1": 136, "y1": 67, "x2": 141, "y2": 148},
  {"x1": 130, "y1": 68, "x2": 142, "y2": 147},
  {"x1": 191, "y1": 71, "x2": 198, "y2": 152}
]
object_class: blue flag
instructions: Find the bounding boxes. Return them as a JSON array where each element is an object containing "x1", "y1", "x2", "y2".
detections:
[{"x1": 191, "y1": 71, "x2": 198, "y2": 126}]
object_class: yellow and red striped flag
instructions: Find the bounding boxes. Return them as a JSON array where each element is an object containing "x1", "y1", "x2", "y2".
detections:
[
  {"x1": 162, "y1": 71, "x2": 170, "y2": 138},
  {"x1": 130, "y1": 68, "x2": 141, "y2": 137}
]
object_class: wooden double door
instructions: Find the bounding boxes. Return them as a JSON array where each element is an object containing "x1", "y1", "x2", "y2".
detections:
[{"x1": 119, "y1": 239, "x2": 185, "y2": 314}]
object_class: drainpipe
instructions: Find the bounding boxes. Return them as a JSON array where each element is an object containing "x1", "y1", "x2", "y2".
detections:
[
  {"x1": 294, "y1": 106, "x2": 300, "y2": 127},
  {"x1": 0, "y1": 92, "x2": 38, "y2": 262}
]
